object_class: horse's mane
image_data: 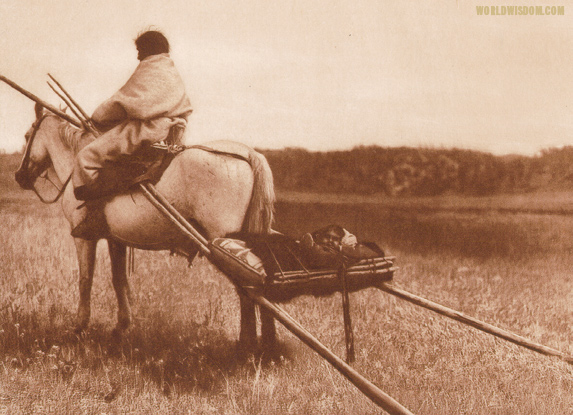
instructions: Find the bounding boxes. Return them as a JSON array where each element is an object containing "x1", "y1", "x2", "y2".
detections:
[{"x1": 59, "y1": 122, "x2": 94, "y2": 155}]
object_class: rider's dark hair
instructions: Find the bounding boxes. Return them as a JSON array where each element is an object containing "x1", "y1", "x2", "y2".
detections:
[{"x1": 135, "y1": 30, "x2": 170, "y2": 57}]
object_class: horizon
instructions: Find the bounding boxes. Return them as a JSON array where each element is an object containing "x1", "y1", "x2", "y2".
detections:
[{"x1": 2, "y1": 140, "x2": 570, "y2": 159}]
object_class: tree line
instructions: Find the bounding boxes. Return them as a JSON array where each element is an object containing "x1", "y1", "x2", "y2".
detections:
[
  {"x1": 2, "y1": 145, "x2": 572, "y2": 197},
  {"x1": 260, "y1": 146, "x2": 573, "y2": 196}
]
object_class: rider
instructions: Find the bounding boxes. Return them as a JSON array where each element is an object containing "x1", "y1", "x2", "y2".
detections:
[{"x1": 71, "y1": 30, "x2": 193, "y2": 239}]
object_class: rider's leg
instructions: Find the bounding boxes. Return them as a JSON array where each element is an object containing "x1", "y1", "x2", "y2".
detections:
[
  {"x1": 70, "y1": 124, "x2": 127, "y2": 239},
  {"x1": 70, "y1": 118, "x2": 179, "y2": 238},
  {"x1": 70, "y1": 199, "x2": 107, "y2": 240},
  {"x1": 72, "y1": 129, "x2": 121, "y2": 201},
  {"x1": 72, "y1": 117, "x2": 183, "y2": 199},
  {"x1": 70, "y1": 135, "x2": 113, "y2": 239}
]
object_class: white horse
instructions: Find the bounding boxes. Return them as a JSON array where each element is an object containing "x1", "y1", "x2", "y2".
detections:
[{"x1": 15, "y1": 103, "x2": 277, "y2": 353}]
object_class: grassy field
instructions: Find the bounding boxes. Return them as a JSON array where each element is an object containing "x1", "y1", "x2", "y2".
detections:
[{"x1": 1, "y1": 153, "x2": 572, "y2": 414}]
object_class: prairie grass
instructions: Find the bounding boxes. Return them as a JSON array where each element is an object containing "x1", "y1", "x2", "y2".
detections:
[{"x1": 1, "y1": 158, "x2": 572, "y2": 414}]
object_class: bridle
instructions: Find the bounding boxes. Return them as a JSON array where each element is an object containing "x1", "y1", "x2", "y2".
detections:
[{"x1": 16, "y1": 113, "x2": 72, "y2": 204}]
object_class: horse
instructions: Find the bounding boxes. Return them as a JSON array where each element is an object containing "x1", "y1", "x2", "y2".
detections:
[{"x1": 15, "y1": 102, "x2": 278, "y2": 354}]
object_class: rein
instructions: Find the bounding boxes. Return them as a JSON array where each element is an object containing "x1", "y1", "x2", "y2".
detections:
[
  {"x1": 17, "y1": 114, "x2": 48, "y2": 176},
  {"x1": 33, "y1": 171, "x2": 72, "y2": 204},
  {"x1": 20, "y1": 113, "x2": 72, "y2": 204}
]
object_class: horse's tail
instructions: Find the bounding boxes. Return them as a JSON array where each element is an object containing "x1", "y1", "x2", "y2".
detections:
[{"x1": 242, "y1": 150, "x2": 275, "y2": 234}]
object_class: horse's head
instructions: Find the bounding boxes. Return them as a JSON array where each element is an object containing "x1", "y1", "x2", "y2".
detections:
[{"x1": 15, "y1": 103, "x2": 54, "y2": 189}]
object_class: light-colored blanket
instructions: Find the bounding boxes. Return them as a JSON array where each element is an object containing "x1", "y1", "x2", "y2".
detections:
[
  {"x1": 92, "y1": 53, "x2": 192, "y2": 129},
  {"x1": 73, "y1": 54, "x2": 193, "y2": 188}
]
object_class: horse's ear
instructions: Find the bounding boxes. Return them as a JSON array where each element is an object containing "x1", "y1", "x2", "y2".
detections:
[{"x1": 34, "y1": 102, "x2": 44, "y2": 119}]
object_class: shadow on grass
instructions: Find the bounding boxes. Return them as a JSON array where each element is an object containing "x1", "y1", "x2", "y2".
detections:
[{"x1": 0, "y1": 307, "x2": 290, "y2": 397}]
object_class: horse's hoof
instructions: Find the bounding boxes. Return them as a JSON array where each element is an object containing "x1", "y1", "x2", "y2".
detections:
[
  {"x1": 74, "y1": 324, "x2": 87, "y2": 336},
  {"x1": 261, "y1": 341, "x2": 292, "y2": 366},
  {"x1": 111, "y1": 327, "x2": 125, "y2": 340},
  {"x1": 116, "y1": 314, "x2": 131, "y2": 333},
  {"x1": 261, "y1": 351, "x2": 287, "y2": 366},
  {"x1": 75, "y1": 313, "x2": 90, "y2": 334},
  {"x1": 108, "y1": 329, "x2": 125, "y2": 357},
  {"x1": 235, "y1": 341, "x2": 258, "y2": 364}
]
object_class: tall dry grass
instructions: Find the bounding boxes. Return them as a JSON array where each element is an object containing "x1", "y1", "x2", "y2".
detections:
[{"x1": 1, "y1": 157, "x2": 572, "y2": 414}]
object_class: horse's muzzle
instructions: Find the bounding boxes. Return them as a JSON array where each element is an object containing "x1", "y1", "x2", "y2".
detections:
[{"x1": 15, "y1": 168, "x2": 34, "y2": 190}]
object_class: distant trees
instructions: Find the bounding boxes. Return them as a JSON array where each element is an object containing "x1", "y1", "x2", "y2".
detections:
[{"x1": 260, "y1": 145, "x2": 573, "y2": 196}]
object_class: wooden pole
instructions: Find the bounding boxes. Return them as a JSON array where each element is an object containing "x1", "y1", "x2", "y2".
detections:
[
  {"x1": 141, "y1": 182, "x2": 210, "y2": 248},
  {"x1": 47, "y1": 81, "x2": 86, "y2": 130},
  {"x1": 137, "y1": 188, "x2": 413, "y2": 412},
  {"x1": 46, "y1": 74, "x2": 100, "y2": 136},
  {"x1": 48, "y1": 73, "x2": 92, "y2": 122},
  {"x1": 138, "y1": 183, "x2": 211, "y2": 256},
  {"x1": 339, "y1": 263, "x2": 356, "y2": 363},
  {"x1": 277, "y1": 257, "x2": 395, "y2": 278},
  {"x1": 131, "y1": 165, "x2": 413, "y2": 412},
  {"x1": 239, "y1": 286, "x2": 415, "y2": 415},
  {"x1": 0, "y1": 74, "x2": 82, "y2": 128},
  {"x1": 378, "y1": 282, "x2": 573, "y2": 364}
]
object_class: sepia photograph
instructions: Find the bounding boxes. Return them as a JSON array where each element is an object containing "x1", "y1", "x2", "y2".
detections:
[{"x1": 0, "y1": 1, "x2": 571, "y2": 413}]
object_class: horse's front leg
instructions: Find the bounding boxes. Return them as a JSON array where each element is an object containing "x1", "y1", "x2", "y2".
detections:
[
  {"x1": 74, "y1": 238, "x2": 97, "y2": 332},
  {"x1": 108, "y1": 239, "x2": 132, "y2": 335}
]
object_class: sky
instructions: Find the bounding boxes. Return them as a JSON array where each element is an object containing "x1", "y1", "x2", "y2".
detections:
[{"x1": 0, "y1": 0, "x2": 571, "y2": 155}]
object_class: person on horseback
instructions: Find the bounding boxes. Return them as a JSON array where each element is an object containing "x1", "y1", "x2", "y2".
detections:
[{"x1": 71, "y1": 30, "x2": 193, "y2": 239}]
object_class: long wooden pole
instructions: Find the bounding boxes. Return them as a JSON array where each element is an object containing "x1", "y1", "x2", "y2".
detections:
[
  {"x1": 46, "y1": 74, "x2": 100, "y2": 135},
  {"x1": 239, "y1": 286, "x2": 415, "y2": 415},
  {"x1": 139, "y1": 183, "x2": 211, "y2": 256},
  {"x1": 277, "y1": 257, "x2": 396, "y2": 278},
  {"x1": 339, "y1": 264, "x2": 356, "y2": 363},
  {"x1": 136, "y1": 187, "x2": 413, "y2": 412},
  {"x1": 0, "y1": 74, "x2": 82, "y2": 128},
  {"x1": 48, "y1": 73, "x2": 92, "y2": 122},
  {"x1": 141, "y1": 182, "x2": 210, "y2": 248},
  {"x1": 378, "y1": 282, "x2": 573, "y2": 364},
  {"x1": 28, "y1": 74, "x2": 413, "y2": 410},
  {"x1": 47, "y1": 81, "x2": 88, "y2": 130}
]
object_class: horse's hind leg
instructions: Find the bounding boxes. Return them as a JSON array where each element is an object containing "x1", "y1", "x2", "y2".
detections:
[
  {"x1": 238, "y1": 294, "x2": 277, "y2": 358},
  {"x1": 108, "y1": 240, "x2": 132, "y2": 334},
  {"x1": 260, "y1": 308, "x2": 277, "y2": 354},
  {"x1": 74, "y1": 238, "x2": 97, "y2": 332},
  {"x1": 238, "y1": 292, "x2": 257, "y2": 356}
]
